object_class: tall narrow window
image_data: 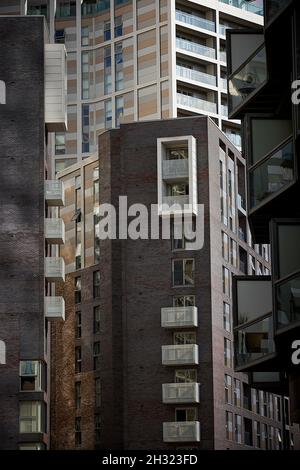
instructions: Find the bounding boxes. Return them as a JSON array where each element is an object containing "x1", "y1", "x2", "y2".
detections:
[
  {"x1": 19, "y1": 361, "x2": 42, "y2": 392},
  {"x1": 81, "y1": 52, "x2": 90, "y2": 99},
  {"x1": 93, "y1": 271, "x2": 100, "y2": 298},
  {"x1": 225, "y1": 411, "x2": 233, "y2": 440},
  {"x1": 222, "y1": 266, "x2": 230, "y2": 296},
  {"x1": 104, "y1": 20, "x2": 111, "y2": 41},
  {"x1": 224, "y1": 338, "x2": 231, "y2": 367},
  {"x1": 82, "y1": 104, "x2": 90, "y2": 153},
  {"x1": 19, "y1": 402, "x2": 43, "y2": 433},
  {"x1": 94, "y1": 306, "x2": 101, "y2": 334},
  {"x1": 55, "y1": 133, "x2": 65, "y2": 155},
  {"x1": 76, "y1": 311, "x2": 82, "y2": 339},
  {"x1": 104, "y1": 46, "x2": 112, "y2": 94},
  {"x1": 172, "y1": 259, "x2": 194, "y2": 286},
  {"x1": 114, "y1": 16, "x2": 123, "y2": 37},
  {"x1": 75, "y1": 381, "x2": 81, "y2": 410},
  {"x1": 93, "y1": 167, "x2": 100, "y2": 263},
  {"x1": 95, "y1": 377, "x2": 101, "y2": 407},
  {"x1": 93, "y1": 342, "x2": 100, "y2": 370},
  {"x1": 234, "y1": 415, "x2": 242, "y2": 444},
  {"x1": 95, "y1": 414, "x2": 101, "y2": 443},
  {"x1": 75, "y1": 347, "x2": 82, "y2": 374},
  {"x1": 105, "y1": 99, "x2": 112, "y2": 129},
  {"x1": 75, "y1": 417, "x2": 82, "y2": 447},
  {"x1": 75, "y1": 277, "x2": 81, "y2": 304},
  {"x1": 115, "y1": 43, "x2": 123, "y2": 91},
  {"x1": 75, "y1": 176, "x2": 82, "y2": 269},
  {"x1": 116, "y1": 96, "x2": 124, "y2": 127},
  {"x1": 224, "y1": 374, "x2": 232, "y2": 404},
  {"x1": 234, "y1": 379, "x2": 241, "y2": 407},
  {"x1": 223, "y1": 302, "x2": 231, "y2": 332}
]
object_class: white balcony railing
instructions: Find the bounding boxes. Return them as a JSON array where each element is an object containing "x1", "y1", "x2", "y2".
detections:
[
  {"x1": 163, "y1": 421, "x2": 201, "y2": 442},
  {"x1": 162, "y1": 344, "x2": 199, "y2": 365},
  {"x1": 45, "y1": 218, "x2": 65, "y2": 244},
  {"x1": 220, "y1": 77, "x2": 227, "y2": 90},
  {"x1": 161, "y1": 306, "x2": 198, "y2": 328},
  {"x1": 176, "y1": 10, "x2": 215, "y2": 32},
  {"x1": 177, "y1": 93, "x2": 217, "y2": 114},
  {"x1": 176, "y1": 37, "x2": 216, "y2": 59},
  {"x1": 161, "y1": 195, "x2": 189, "y2": 210},
  {"x1": 162, "y1": 382, "x2": 200, "y2": 404},
  {"x1": 45, "y1": 180, "x2": 65, "y2": 206},
  {"x1": 45, "y1": 257, "x2": 65, "y2": 282},
  {"x1": 45, "y1": 296, "x2": 65, "y2": 321},
  {"x1": 176, "y1": 65, "x2": 217, "y2": 87},
  {"x1": 162, "y1": 159, "x2": 189, "y2": 180}
]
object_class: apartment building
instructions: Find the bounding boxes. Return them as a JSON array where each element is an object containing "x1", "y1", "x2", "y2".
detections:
[
  {"x1": 0, "y1": 0, "x2": 263, "y2": 173},
  {"x1": 0, "y1": 15, "x2": 67, "y2": 449},
  {"x1": 226, "y1": 0, "x2": 300, "y2": 445},
  {"x1": 49, "y1": 115, "x2": 291, "y2": 450}
]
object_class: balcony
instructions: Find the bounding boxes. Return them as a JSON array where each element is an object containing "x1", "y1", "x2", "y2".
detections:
[
  {"x1": 162, "y1": 159, "x2": 189, "y2": 181},
  {"x1": 162, "y1": 344, "x2": 199, "y2": 366},
  {"x1": 176, "y1": 10, "x2": 215, "y2": 33},
  {"x1": 45, "y1": 296, "x2": 65, "y2": 321},
  {"x1": 161, "y1": 306, "x2": 198, "y2": 328},
  {"x1": 219, "y1": 0, "x2": 263, "y2": 16},
  {"x1": 225, "y1": 132, "x2": 242, "y2": 150},
  {"x1": 220, "y1": 104, "x2": 228, "y2": 117},
  {"x1": 45, "y1": 180, "x2": 65, "y2": 206},
  {"x1": 220, "y1": 77, "x2": 227, "y2": 90},
  {"x1": 45, "y1": 257, "x2": 65, "y2": 282},
  {"x1": 45, "y1": 218, "x2": 65, "y2": 244},
  {"x1": 163, "y1": 421, "x2": 200, "y2": 442},
  {"x1": 228, "y1": 45, "x2": 267, "y2": 117},
  {"x1": 219, "y1": 51, "x2": 227, "y2": 63},
  {"x1": 45, "y1": 44, "x2": 67, "y2": 132},
  {"x1": 219, "y1": 24, "x2": 230, "y2": 36},
  {"x1": 162, "y1": 195, "x2": 189, "y2": 210},
  {"x1": 176, "y1": 37, "x2": 216, "y2": 60},
  {"x1": 176, "y1": 65, "x2": 217, "y2": 87},
  {"x1": 177, "y1": 93, "x2": 217, "y2": 114},
  {"x1": 162, "y1": 383, "x2": 200, "y2": 404}
]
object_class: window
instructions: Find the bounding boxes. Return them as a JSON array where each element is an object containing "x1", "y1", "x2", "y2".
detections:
[
  {"x1": 173, "y1": 295, "x2": 195, "y2": 307},
  {"x1": 223, "y1": 302, "x2": 231, "y2": 332},
  {"x1": 55, "y1": 29, "x2": 65, "y2": 43},
  {"x1": 95, "y1": 413, "x2": 101, "y2": 443},
  {"x1": 224, "y1": 338, "x2": 231, "y2": 367},
  {"x1": 175, "y1": 369, "x2": 197, "y2": 383},
  {"x1": 75, "y1": 347, "x2": 82, "y2": 374},
  {"x1": 244, "y1": 418, "x2": 253, "y2": 446},
  {"x1": 56, "y1": 0, "x2": 76, "y2": 17},
  {"x1": 55, "y1": 133, "x2": 65, "y2": 155},
  {"x1": 175, "y1": 408, "x2": 197, "y2": 422},
  {"x1": 225, "y1": 411, "x2": 233, "y2": 440},
  {"x1": 20, "y1": 361, "x2": 42, "y2": 392},
  {"x1": 19, "y1": 443, "x2": 45, "y2": 450},
  {"x1": 76, "y1": 311, "x2": 82, "y2": 339},
  {"x1": 82, "y1": 104, "x2": 90, "y2": 153},
  {"x1": 172, "y1": 259, "x2": 194, "y2": 286},
  {"x1": 75, "y1": 382, "x2": 81, "y2": 410},
  {"x1": 167, "y1": 183, "x2": 189, "y2": 197},
  {"x1": 230, "y1": 239, "x2": 237, "y2": 267},
  {"x1": 94, "y1": 306, "x2": 101, "y2": 334},
  {"x1": 243, "y1": 383, "x2": 251, "y2": 410},
  {"x1": 82, "y1": 52, "x2": 89, "y2": 99},
  {"x1": 104, "y1": 46, "x2": 112, "y2": 94},
  {"x1": 104, "y1": 21, "x2": 111, "y2": 41},
  {"x1": 252, "y1": 389, "x2": 260, "y2": 414},
  {"x1": 174, "y1": 332, "x2": 196, "y2": 345},
  {"x1": 234, "y1": 415, "x2": 242, "y2": 444},
  {"x1": 254, "y1": 421, "x2": 261, "y2": 448},
  {"x1": 75, "y1": 277, "x2": 81, "y2": 304},
  {"x1": 95, "y1": 377, "x2": 101, "y2": 407},
  {"x1": 224, "y1": 374, "x2": 232, "y2": 404},
  {"x1": 115, "y1": 43, "x2": 123, "y2": 91},
  {"x1": 261, "y1": 423, "x2": 268, "y2": 450},
  {"x1": 114, "y1": 16, "x2": 123, "y2": 37},
  {"x1": 260, "y1": 391, "x2": 268, "y2": 417},
  {"x1": 116, "y1": 96, "x2": 124, "y2": 127},
  {"x1": 81, "y1": 26, "x2": 89, "y2": 46},
  {"x1": 19, "y1": 402, "x2": 43, "y2": 434},
  {"x1": 75, "y1": 417, "x2": 81, "y2": 447},
  {"x1": 93, "y1": 167, "x2": 100, "y2": 263},
  {"x1": 93, "y1": 342, "x2": 100, "y2": 370},
  {"x1": 233, "y1": 379, "x2": 241, "y2": 407},
  {"x1": 274, "y1": 396, "x2": 281, "y2": 422},
  {"x1": 222, "y1": 232, "x2": 229, "y2": 261},
  {"x1": 222, "y1": 266, "x2": 230, "y2": 296},
  {"x1": 93, "y1": 271, "x2": 100, "y2": 298},
  {"x1": 105, "y1": 100, "x2": 112, "y2": 129}
]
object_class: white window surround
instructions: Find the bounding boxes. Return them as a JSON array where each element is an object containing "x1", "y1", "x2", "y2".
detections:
[
  {"x1": 0, "y1": 340, "x2": 6, "y2": 364},
  {"x1": 157, "y1": 135, "x2": 198, "y2": 216},
  {"x1": 0, "y1": 80, "x2": 6, "y2": 104}
]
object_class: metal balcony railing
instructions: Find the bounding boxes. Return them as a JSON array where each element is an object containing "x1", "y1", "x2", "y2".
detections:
[
  {"x1": 176, "y1": 10, "x2": 216, "y2": 32},
  {"x1": 176, "y1": 65, "x2": 217, "y2": 87},
  {"x1": 177, "y1": 93, "x2": 217, "y2": 114},
  {"x1": 176, "y1": 37, "x2": 216, "y2": 59}
]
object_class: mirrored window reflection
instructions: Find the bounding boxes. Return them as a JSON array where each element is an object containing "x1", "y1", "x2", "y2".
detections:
[
  {"x1": 236, "y1": 279, "x2": 272, "y2": 326},
  {"x1": 235, "y1": 317, "x2": 275, "y2": 367},
  {"x1": 276, "y1": 274, "x2": 300, "y2": 330}
]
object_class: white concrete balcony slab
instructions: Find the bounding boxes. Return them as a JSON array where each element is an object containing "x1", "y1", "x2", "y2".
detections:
[
  {"x1": 163, "y1": 421, "x2": 201, "y2": 442},
  {"x1": 45, "y1": 218, "x2": 65, "y2": 244},
  {"x1": 161, "y1": 306, "x2": 198, "y2": 328},
  {"x1": 162, "y1": 344, "x2": 199, "y2": 366},
  {"x1": 45, "y1": 180, "x2": 65, "y2": 206},
  {"x1": 45, "y1": 257, "x2": 65, "y2": 282},
  {"x1": 162, "y1": 382, "x2": 200, "y2": 404},
  {"x1": 45, "y1": 296, "x2": 65, "y2": 321},
  {"x1": 45, "y1": 44, "x2": 67, "y2": 132}
]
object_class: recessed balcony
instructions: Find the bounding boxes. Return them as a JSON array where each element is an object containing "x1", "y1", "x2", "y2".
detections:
[
  {"x1": 45, "y1": 218, "x2": 65, "y2": 244},
  {"x1": 162, "y1": 344, "x2": 199, "y2": 366},
  {"x1": 176, "y1": 37, "x2": 216, "y2": 60},
  {"x1": 45, "y1": 180, "x2": 65, "y2": 206},
  {"x1": 175, "y1": 10, "x2": 215, "y2": 33},
  {"x1": 45, "y1": 296, "x2": 65, "y2": 321},
  {"x1": 219, "y1": 0, "x2": 263, "y2": 16},
  {"x1": 162, "y1": 159, "x2": 189, "y2": 181},
  {"x1": 176, "y1": 65, "x2": 217, "y2": 87},
  {"x1": 162, "y1": 382, "x2": 200, "y2": 404},
  {"x1": 161, "y1": 306, "x2": 198, "y2": 328},
  {"x1": 45, "y1": 257, "x2": 65, "y2": 282},
  {"x1": 163, "y1": 421, "x2": 200, "y2": 442},
  {"x1": 177, "y1": 93, "x2": 217, "y2": 115}
]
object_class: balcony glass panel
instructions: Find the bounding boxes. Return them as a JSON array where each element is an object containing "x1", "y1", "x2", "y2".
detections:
[
  {"x1": 251, "y1": 119, "x2": 292, "y2": 165},
  {"x1": 235, "y1": 316, "x2": 275, "y2": 367},
  {"x1": 163, "y1": 421, "x2": 200, "y2": 442},
  {"x1": 81, "y1": 0, "x2": 110, "y2": 17},
  {"x1": 176, "y1": 10, "x2": 215, "y2": 32},
  {"x1": 176, "y1": 65, "x2": 217, "y2": 87},
  {"x1": 219, "y1": 0, "x2": 264, "y2": 16},
  {"x1": 250, "y1": 140, "x2": 294, "y2": 209},
  {"x1": 177, "y1": 93, "x2": 217, "y2": 114},
  {"x1": 235, "y1": 278, "x2": 272, "y2": 326},
  {"x1": 176, "y1": 38, "x2": 216, "y2": 59},
  {"x1": 277, "y1": 224, "x2": 300, "y2": 279},
  {"x1": 276, "y1": 273, "x2": 300, "y2": 330},
  {"x1": 229, "y1": 46, "x2": 267, "y2": 113}
]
